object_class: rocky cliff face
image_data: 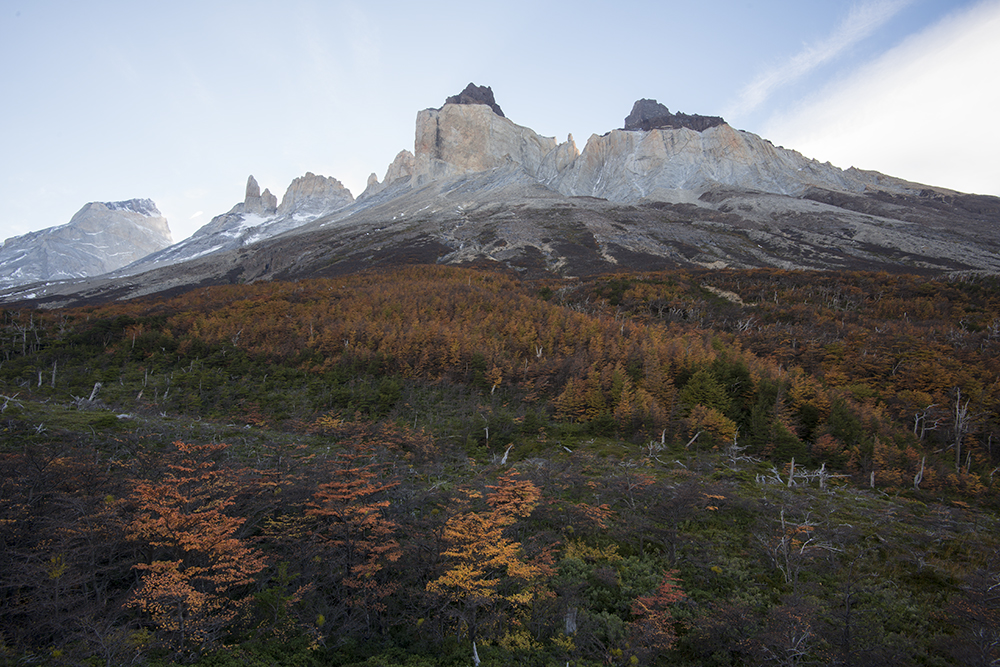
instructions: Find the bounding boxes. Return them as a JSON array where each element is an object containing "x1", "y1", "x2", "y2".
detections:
[
  {"x1": 0, "y1": 199, "x2": 172, "y2": 288},
  {"x1": 362, "y1": 89, "x2": 576, "y2": 196},
  {"x1": 241, "y1": 175, "x2": 279, "y2": 216},
  {"x1": 278, "y1": 172, "x2": 354, "y2": 217},
  {"x1": 548, "y1": 123, "x2": 910, "y2": 202},
  {"x1": 364, "y1": 90, "x2": 899, "y2": 207},
  {"x1": 413, "y1": 103, "x2": 560, "y2": 180}
]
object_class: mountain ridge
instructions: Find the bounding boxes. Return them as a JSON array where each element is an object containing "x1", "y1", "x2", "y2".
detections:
[
  {"x1": 115, "y1": 172, "x2": 355, "y2": 276},
  {"x1": 2, "y1": 83, "x2": 998, "y2": 307}
]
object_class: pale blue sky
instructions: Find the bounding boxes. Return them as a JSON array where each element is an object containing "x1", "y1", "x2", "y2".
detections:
[{"x1": 2, "y1": 0, "x2": 997, "y2": 243}]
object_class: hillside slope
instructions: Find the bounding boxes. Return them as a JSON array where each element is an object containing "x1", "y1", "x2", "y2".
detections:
[{"x1": 1, "y1": 264, "x2": 998, "y2": 666}]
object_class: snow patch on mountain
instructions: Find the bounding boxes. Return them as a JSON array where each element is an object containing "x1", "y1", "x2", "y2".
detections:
[
  {"x1": 118, "y1": 173, "x2": 355, "y2": 276},
  {"x1": 0, "y1": 199, "x2": 172, "y2": 289}
]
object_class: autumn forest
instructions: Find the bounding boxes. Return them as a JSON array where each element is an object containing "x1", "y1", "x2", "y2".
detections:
[{"x1": 2, "y1": 265, "x2": 1000, "y2": 666}]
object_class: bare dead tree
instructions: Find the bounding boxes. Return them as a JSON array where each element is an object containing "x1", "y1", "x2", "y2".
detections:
[
  {"x1": 757, "y1": 510, "x2": 841, "y2": 587},
  {"x1": 913, "y1": 403, "x2": 942, "y2": 441},
  {"x1": 954, "y1": 388, "x2": 973, "y2": 474}
]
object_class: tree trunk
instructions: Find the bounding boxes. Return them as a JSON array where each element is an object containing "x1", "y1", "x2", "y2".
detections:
[{"x1": 954, "y1": 388, "x2": 971, "y2": 474}]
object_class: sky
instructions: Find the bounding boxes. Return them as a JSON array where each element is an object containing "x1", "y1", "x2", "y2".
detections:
[{"x1": 1, "y1": 0, "x2": 998, "y2": 244}]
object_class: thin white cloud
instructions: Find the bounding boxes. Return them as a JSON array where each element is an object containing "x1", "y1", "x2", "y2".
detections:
[
  {"x1": 729, "y1": 0, "x2": 912, "y2": 116},
  {"x1": 190, "y1": 211, "x2": 203, "y2": 219},
  {"x1": 761, "y1": 0, "x2": 1000, "y2": 196}
]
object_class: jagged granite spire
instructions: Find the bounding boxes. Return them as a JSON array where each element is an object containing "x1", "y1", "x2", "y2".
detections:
[
  {"x1": 243, "y1": 175, "x2": 277, "y2": 216},
  {"x1": 245, "y1": 175, "x2": 261, "y2": 199}
]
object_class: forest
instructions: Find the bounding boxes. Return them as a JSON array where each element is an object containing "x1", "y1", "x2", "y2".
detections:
[{"x1": 1, "y1": 264, "x2": 999, "y2": 666}]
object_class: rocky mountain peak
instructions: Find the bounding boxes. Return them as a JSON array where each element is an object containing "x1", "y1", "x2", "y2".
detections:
[
  {"x1": 277, "y1": 172, "x2": 354, "y2": 215},
  {"x1": 118, "y1": 170, "x2": 357, "y2": 277},
  {"x1": 242, "y1": 175, "x2": 278, "y2": 216},
  {"x1": 0, "y1": 198, "x2": 173, "y2": 288},
  {"x1": 245, "y1": 175, "x2": 261, "y2": 200},
  {"x1": 624, "y1": 98, "x2": 725, "y2": 132},
  {"x1": 443, "y1": 83, "x2": 505, "y2": 117}
]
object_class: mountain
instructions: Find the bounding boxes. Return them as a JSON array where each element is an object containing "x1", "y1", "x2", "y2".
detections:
[
  {"x1": 3, "y1": 84, "x2": 999, "y2": 307},
  {"x1": 0, "y1": 199, "x2": 172, "y2": 289},
  {"x1": 117, "y1": 172, "x2": 354, "y2": 275}
]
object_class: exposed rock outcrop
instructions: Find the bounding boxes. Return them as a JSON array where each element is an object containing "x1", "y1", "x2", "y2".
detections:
[
  {"x1": 443, "y1": 83, "x2": 505, "y2": 117},
  {"x1": 242, "y1": 175, "x2": 278, "y2": 216},
  {"x1": 277, "y1": 172, "x2": 354, "y2": 216},
  {"x1": 120, "y1": 173, "x2": 355, "y2": 275},
  {"x1": 537, "y1": 134, "x2": 581, "y2": 183},
  {"x1": 623, "y1": 99, "x2": 726, "y2": 132},
  {"x1": 0, "y1": 199, "x2": 172, "y2": 288},
  {"x1": 368, "y1": 87, "x2": 898, "y2": 204},
  {"x1": 412, "y1": 104, "x2": 558, "y2": 181},
  {"x1": 361, "y1": 85, "x2": 580, "y2": 195},
  {"x1": 359, "y1": 151, "x2": 417, "y2": 199},
  {"x1": 550, "y1": 123, "x2": 912, "y2": 202}
]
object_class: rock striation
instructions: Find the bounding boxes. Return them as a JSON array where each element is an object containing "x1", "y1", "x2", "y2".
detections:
[{"x1": 0, "y1": 199, "x2": 172, "y2": 288}]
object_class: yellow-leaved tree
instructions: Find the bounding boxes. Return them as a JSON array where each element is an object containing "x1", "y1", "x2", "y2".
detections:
[{"x1": 426, "y1": 470, "x2": 543, "y2": 664}]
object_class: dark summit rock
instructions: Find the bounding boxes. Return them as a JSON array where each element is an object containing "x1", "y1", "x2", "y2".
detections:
[
  {"x1": 625, "y1": 99, "x2": 671, "y2": 128},
  {"x1": 624, "y1": 98, "x2": 725, "y2": 132},
  {"x1": 444, "y1": 83, "x2": 505, "y2": 117}
]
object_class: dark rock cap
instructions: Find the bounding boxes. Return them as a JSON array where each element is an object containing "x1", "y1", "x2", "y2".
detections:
[
  {"x1": 624, "y1": 98, "x2": 725, "y2": 132},
  {"x1": 444, "y1": 83, "x2": 505, "y2": 117}
]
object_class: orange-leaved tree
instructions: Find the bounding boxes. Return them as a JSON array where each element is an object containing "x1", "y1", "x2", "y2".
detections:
[
  {"x1": 628, "y1": 570, "x2": 686, "y2": 663},
  {"x1": 426, "y1": 470, "x2": 543, "y2": 661},
  {"x1": 126, "y1": 442, "x2": 267, "y2": 656},
  {"x1": 305, "y1": 438, "x2": 401, "y2": 637}
]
